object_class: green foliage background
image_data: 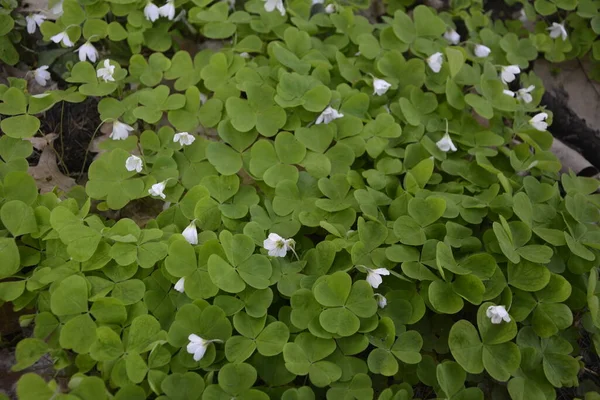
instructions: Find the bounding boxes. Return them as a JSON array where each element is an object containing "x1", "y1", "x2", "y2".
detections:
[{"x1": 1, "y1": 0, "x2": 600, "y2": 399}]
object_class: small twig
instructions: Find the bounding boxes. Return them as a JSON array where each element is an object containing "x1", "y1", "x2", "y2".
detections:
[
  {"x1": 59, "y1": 101, "x2": 65, "y2": 160},
  {"x1": 77, "y1": 120, "x2": 107, "y2": 182}
]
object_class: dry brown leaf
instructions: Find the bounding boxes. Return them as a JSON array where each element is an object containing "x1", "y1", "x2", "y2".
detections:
[
  {"x1": 25, "y1": 133, "x2": 58, "y2": 151},
  {"x1": 28, "y1": 135, "x2": 76, "y2": 193}
]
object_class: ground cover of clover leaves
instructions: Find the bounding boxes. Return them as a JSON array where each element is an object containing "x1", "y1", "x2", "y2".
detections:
[{"x1": 1, "y1": 0, "x2": 600, "y2": 399}]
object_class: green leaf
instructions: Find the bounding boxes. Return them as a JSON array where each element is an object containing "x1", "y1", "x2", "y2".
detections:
[
  {"x1": 90, "y1": 326, "x2": 124, "y2": 361},
  {"x1": 206, "y1": 142, "x2": 242, "y2": 175},
  {"x1": 13, "y1": 338, "x2": 48, "y2": 371},
  {"x1": 218, "y1": 363, "x2": 256, "y2": 395},
  {"x1": 51, "y1": 275, "x2": 88, "y2": 315},
  {"x1": 0, "y1": 238, "x2": 20, "y2": 279},
  {"x1": 482, "y1": 342, "x2": 521, "y2": 382},
  {"x1": 162, "y1": 372, "x2": 205, "y2": 400},
  {"x1": 407, "y1": 197, "x2": 446, "y2": 227},
  {"x1": 59, "y1": 314, "x2": 97, "y2": 353},
  {"x1": 429, "y1": 281, "x2": 464, "y2": 314},
  {"x1": 313, "y1": 271, "x2": 352, "y2": 307},
  {"x1": 16, "y1": 374, "x2": 54, "y2": 400},
  {"x1": 256, "y1": 322, "x2": 289, "y2": 356},
  {"x1": 437, "y1": 361, "x2": 466, "y2": 398},
  {"x1": 0, "y1": 115, "x2": 41, "y2": 138},
  {"x1": 448, "y1": 320, "x2": 484, "y2": 374}
]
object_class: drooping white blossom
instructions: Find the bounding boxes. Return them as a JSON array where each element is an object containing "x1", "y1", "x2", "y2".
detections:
[
  {"x1": 76, "y1": 42, "x2": 98, "y2": 63},
  {"x1": 436, "y1": 133, "x2": 457, "y2": 152},
  {"x1": 182, "y1": 221, "x2": 198, "y2": 245},
  {"x1": 264, "y1": 0, "x2": 286, "y2": 16},
  {"x1": 427, "y1": 52, "x2": 443, "y2": 73},
  {"x1": 33, "y1": 66, "x2": 51, "y2": 86},
  {"x1": 97, "y1": 59, "x2": 115, "y2": 82},
  {"x1": 366, "y1": 268, "x2": 390, "y2": 289},
  {"x1": 263, "y1": 233, "x2": 294, "y2": 257},
  {"x1": 486, "y1": 305, "x2": 511, "y2": 324},
  {"x1": 372, "y1": 78, "x2": 391, "y2": 96},
  {"x1": 50, "y1": 31, "x2": 74, "y2": 47},
  {"x1": 186, "y1": 334, "x2": 222, "y2": 361},
  {"x1": 516, "y1": 85, "x2": 535, "y2": 103},
  {"x1": 149, "y1": 181, "x2": 168, "y2": 199},
  {"x1": 51, "y1": 0, "x2": 64, "y2": 15},
  {"x1": 500, "y1": 65, "x2": 520, "y2": 84},
  {"x1": 325, "y1": 4, "x2": 336, "y2": 13},
  {"x1": 529, "y1": 112, "x2": 548, "y2": 131},
  {"x1": 110, "y1": 120, "x2": 133, "y2": 140},
  {"x1": 443, "y1": 29, "x2": 460, "y2": 45},
  {"x1": 26, "y1": 14, "x2": 46, "y2": 34},
  {"x1": 315, "y1": 106, "x2": 344, "y2": 125},
  {"x1": 474, "y1": 44, "x2": 491, "y2": 58},
  {"x1": 174, "y1": 277, "x2": 185, "y2": 293},
  {"x1": 375, "y1": 293, "x2": 387, "y2": 309},
  {"x1": 125, "y1": 155, "x2": 143, "y2": 173},
  {"x1": 173, "y1": 132, "x2": 196, "y2": 146},
  {"x1": 503, "y1": 89, "x2": 515, "y2": 97},
  {"x1": 159, "y1": 0, "x2": 176, "y2": 20},
  {"x1": 548, "y1": 22, "x2": 567, "y2": 41},
  {"x1": 144, "y1": 1, "x2": 160, "y2": 21}
]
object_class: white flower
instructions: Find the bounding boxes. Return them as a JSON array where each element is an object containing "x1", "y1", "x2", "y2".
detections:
[
  {"x1": 97, "y1": 59, "x2": 115, "y2": 82},
  {"x1": 159, "y1": 0, "x2": 176, "y2": 20},
  {"x1": 518, "y1": 8, "x2": 527, "y2": 22},
  {"x1": 264, "y1": 0, "x2": 286, "y2": 16},
  {"x1": 263, "y1": 233, "x2": 293, "y2": 257},
  {"x1": 26, "y1": 14, "x2": 46, "y2": 34},
  {"x1": 366, "y1": 268, "x2": 390, "y2": 289},
  {"x1": 173, "y1": 132, "x2": 196, "y2": 146},
  {"x1": 503, "y1": 89, "x2": 515, "y2": 97},
  {"x1": 149, "y1": 181, "x2": 168, "y2": 199},
  {"x1": 144, "y1": 1, "x2": 160, "y2": 21},
  {"x1": 516, "y1": 85, "x2": 535, "y2": 103},
  {"x1": 529, "y1": 112, "x2": 548, "y2": 131},
  {"x1": 76, "y1": 42, "x2": 98, "y2": 63},
  {"x1": 315, "y1": 106, "x2": 344, "y2": 125},
  {"x1": 110, "y1": 120, "x2": 133, "y2": 140},
  {"x1": 427, "y1": 52, "x2": 443, "y2": 73},
  {"x1": 51, "y1": 0, "x2": 63, "y2": 15},
  {"x1": 486, "y1": 305, "x2": 511, "y2": 324},
  {"x1": 125, "y1": 155, "x2": 143, "y2": 173},
  {"x1": 33, "y1": 66, "x2": 51, "y2": 86},
  {"x1": 199, "y1": 93, "x2": 208, "y2": 105},
  {"x1": 548, "y1": 22, "x2": 567, "y2": 41},
  {"x1": 474, "y1": 44, "x2": 491, "y2": 58},
  {"x1": 174, "y1": 277, "x2": 185, "y2": 293},
  {"x1": 436, "y1": 133, "x2": 457, "y2": 152},
  {"x1": 228, "y1": 0, "x2": 236, "y2": 9},
  {"x1": 186, "y1": 334, "x2": 221, "y2": 362},
  {"x1": 375, "y1": 293, "x2": 387, "y2": 309},
  {"x1": 325, "y1": 4, "x2": 336, "y2": 13},
  {"x1": 500, "y1": 65, "x2": 520, "y2": 84},
  {"x1": 443, "y1": 29, "x2": 460, "y2": 45},
  {"x1": 372, "y1": 78, "x2": 391, "y2": 96},
  {"x1": 50, "y1": 31, "x2": 74, "y2": 47},
  {"x1": 312, "y1": 0, "x2": 324, "y2": 4},
  {"x1": 182, "y1": 221, "x2": 198, "y2": 245}
]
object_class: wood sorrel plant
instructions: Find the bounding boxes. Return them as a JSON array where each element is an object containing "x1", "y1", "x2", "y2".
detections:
[{"x1": 1, "y1": 0, "x2": 600, "y2": 399}]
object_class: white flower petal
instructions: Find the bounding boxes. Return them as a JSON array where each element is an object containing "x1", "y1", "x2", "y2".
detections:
[
  {"x1": 315, "y1": 106, "x2": 344, "y2": 125},
  {"x1": 474, "y1": 44, "x2": 491, "y2": 58},
  {"x1": 427, "y1": 52, "x2": 443, "y2": 73},
  {"x1": 373, "y1": 78, "x2": 391, "y2": 96},
  {"x1": 436, "y1": 133, "x2": 457, "y2": 152},
  {"x1": 174, "y1": 277, "x2": 185, "y2": 293},
  {"x1": 182, "y1": 222, "x2": 198, "y2": 245}
]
